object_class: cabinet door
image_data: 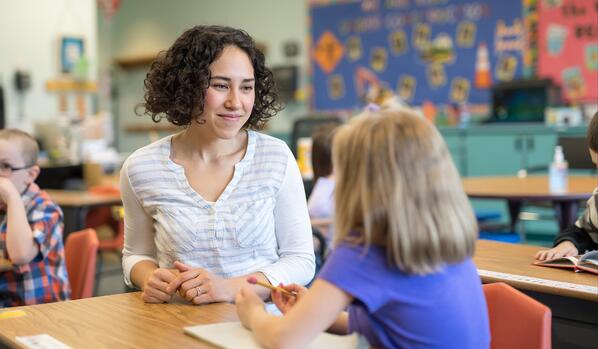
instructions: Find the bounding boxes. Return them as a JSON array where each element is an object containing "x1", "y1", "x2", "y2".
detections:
[
  {"x1": 465, "y1": 134, "x2": 523, "y2": 176},
  {"x1": 442, "y1": 133, "x2": 465, "y2": 176},
  {"x1": 523, "y1": 133, "x2": 557, "y2": 171}
]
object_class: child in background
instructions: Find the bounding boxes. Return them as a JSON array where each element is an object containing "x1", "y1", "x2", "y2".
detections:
[
  {"x1": 0, "y1": 129, "x2": 70, "y2": 307},
  {"x1": 307, "y1": 123, "x2": 338, "y2": 241},
  {"x1": 236, "y1": 110, "x2": 490, "y2": 349},
  {"x1": 536, "y1": 111, "x2": 598, "y2": 260}
]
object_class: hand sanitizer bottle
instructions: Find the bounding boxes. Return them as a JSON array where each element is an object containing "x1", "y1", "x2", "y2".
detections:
[{"x1": 549, "y1": 145, "x2": 568, "y2": 193}]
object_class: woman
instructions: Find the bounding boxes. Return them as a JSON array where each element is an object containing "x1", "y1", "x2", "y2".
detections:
[{"x1": 121, "y1": 25, "x2": 315, "y2": 304}]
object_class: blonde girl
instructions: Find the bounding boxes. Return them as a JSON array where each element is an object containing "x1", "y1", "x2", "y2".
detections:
[{"x1": 236, "y1": 109, "x2": 490, "y2": 349}]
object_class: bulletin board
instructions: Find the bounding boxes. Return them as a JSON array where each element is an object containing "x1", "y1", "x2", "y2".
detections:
[
  {"x1": 309, "y1": 0, "x2": 526, "y2": 111},
  {"x1": 537, "y1": 0, "x2": 598, "y2": 103}
]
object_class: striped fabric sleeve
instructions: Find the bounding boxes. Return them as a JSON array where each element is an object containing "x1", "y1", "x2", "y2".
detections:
[
  {"x1": 258, "y1": 149, "x2": 315, "y2": 286},
  {"x1": 120, "y1": 160, "x2": 159, "y2": 288}
]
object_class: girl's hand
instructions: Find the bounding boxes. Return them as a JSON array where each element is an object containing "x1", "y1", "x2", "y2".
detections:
[
  {"x1": 235, "y1": 287, "x2": 265, "y2": 330},
  {"x1": 141, "y1": 268, "x2": 179, "y2": 303},
  {"x1": 271, "y1": 283, "x2": 308, "y2": 314},
  {"x1": 535, "y1": 241, "x2": 579, "y2": 261},
  {"x1": 168, "y1": 261, "x2": 235, "y2": 304}
]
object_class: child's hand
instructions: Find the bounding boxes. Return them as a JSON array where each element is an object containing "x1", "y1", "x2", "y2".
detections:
[
  {"x1": 0, "y1": 178, "x2": 19, "y2": 207},
  {"x1": 535, "y1": 241, "x2": 578, "y2": 261},
  {"x1": 235, "y1": 286, "x2": 265, "y2": 330},
  {"x1": 271, "y1": 283, "x2": 308, "y2": 314}
]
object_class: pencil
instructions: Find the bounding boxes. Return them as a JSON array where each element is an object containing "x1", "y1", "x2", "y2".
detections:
[{"x1": 246, "y1": 277, "x2": 297, "y2": 297}]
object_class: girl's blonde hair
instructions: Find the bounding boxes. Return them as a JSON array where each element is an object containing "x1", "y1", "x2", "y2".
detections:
[{"x1": 332, "y1": 109, "x2": 477, "y2": 275}]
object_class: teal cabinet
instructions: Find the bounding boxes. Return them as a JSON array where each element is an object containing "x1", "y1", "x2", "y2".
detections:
[
  {"x1": 465, "y1": 131, "x2": 557, "y2": 176},
  {"x1": 524, "y1": 133, "x2": 558, "y2": 171},
  {"x1": 465, "y1": 134, "x2": 522, "y2": 176},
  {"x1": 439, "y1": 129, "x2": 465, "y2": 175}
]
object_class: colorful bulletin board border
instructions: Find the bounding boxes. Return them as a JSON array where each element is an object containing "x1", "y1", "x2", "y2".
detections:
[
  {"x1": 309, "y1": 0, "x2": 526, "y2": 112},
  {"x1": 537, "y1": 0, "x2": 598, "y2": 103}
]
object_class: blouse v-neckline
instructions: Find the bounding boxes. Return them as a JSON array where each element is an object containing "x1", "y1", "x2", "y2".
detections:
[{"x1": 163, "y1": 130, "x2": 256, "y2": 207}]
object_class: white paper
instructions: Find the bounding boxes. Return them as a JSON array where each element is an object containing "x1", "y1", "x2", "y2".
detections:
[
  {"x1": 184, "y1": 321, "x2": 368, "y2": 349},
  {"x1": 15, "y1": 334, "x2": 72, "y2": 349}
]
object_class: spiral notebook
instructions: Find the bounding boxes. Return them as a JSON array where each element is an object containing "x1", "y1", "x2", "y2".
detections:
[{"x1": 184, "y1": 321, "x2": 368, "y2": 349}]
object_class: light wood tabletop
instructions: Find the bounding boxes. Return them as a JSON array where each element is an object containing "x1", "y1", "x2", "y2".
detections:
[
  {"x1": 0, "y1": 292, "x2": 238, "y2": 349},
  {"x1": 0, "y1": 258, "x2": 11, "y2": 272},
  {"x1": 474, "y1": 240, "x2": 598, "y2": 302},
  {"x1": 43, "y1": 188, "x2": 122, "y2": 236},
  {"x1": 462, "y1": 175, "x2": 596, "y2": 200},
  {"x1": 45, "y1": 190, "x2": 121, "y2": 208},
  {"x1": 462, "y1": 175, "x2": 596, "y2": 231}
]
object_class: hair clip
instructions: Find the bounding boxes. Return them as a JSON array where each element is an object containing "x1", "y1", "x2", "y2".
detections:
[{"x1": 365, "y1": 103, "x2": 380, "y2": 112}]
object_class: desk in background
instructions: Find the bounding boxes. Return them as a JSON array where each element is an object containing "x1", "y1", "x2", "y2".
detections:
[
  {"x1": 0, "y1": 258, "x2": 10, "y2": 272},
  {"x1": 474, "y1": 240, "x2": 598, "y2": 348},
  {"x1": 46, "y1": 189, "x2": 121, "y2": 237},
  {"x1": 0, "y1": 292, "x2": 237, "y2": 349},
  {"x1": 463, "y1": 175, "x2": 595, "y2": 232}
]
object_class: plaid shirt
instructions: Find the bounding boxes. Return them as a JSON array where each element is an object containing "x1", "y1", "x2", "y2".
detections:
[{"x1": 0, "y1": 183, "x2": 70, "y2": 307}]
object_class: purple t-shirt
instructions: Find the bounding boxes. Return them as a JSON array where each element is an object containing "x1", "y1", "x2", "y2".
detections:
[{"x1": 318, "y1": 243, "x2": 490, "y2": 349}]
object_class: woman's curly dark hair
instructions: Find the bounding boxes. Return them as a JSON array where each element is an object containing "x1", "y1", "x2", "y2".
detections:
[{"x1": 138, "y1": 25, "x2": 283, "y2": 129}]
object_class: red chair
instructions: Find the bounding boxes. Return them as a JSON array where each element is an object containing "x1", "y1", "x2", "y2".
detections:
[
  {"x1": 65, "y1": 229, "x2": 99, "y2": 300},
  {"x1": 483, "y1": 282, "x2": 552, "y2": 349},
  {"x1": 87, "y1": 206, "x2": 125, "y2": 295}
]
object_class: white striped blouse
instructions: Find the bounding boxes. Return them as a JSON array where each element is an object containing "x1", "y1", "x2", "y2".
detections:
[{"x1": 120, "y1": 130, "x2": 315, "y2": 287}]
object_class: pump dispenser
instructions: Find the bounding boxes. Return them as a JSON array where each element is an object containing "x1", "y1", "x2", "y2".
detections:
[{"x1": 549, "y1": 145, "x2": 568, "y2": 193}]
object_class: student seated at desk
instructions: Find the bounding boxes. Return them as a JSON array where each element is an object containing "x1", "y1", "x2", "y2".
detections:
[
  {"x1": 0, "y1": 129, "x2": 70, "y2": 307},
  {"x1": 307, "y1": 123, "x2": 338, "y2": 242},
  {"x1": 236, "y1": 110, "x2": 490, "y2": 349},
  {"x1": 536, "y1": 111, "x2": 598, "y2": 261}
]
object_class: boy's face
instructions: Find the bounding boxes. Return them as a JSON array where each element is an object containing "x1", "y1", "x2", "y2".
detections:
[{"x1": 0, "y1": 139, "x2": 39, "y2": 194}]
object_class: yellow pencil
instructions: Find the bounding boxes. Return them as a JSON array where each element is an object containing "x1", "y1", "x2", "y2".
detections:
[{"x1": 246, "y1": 277, "x2": 297, "y2": 297}]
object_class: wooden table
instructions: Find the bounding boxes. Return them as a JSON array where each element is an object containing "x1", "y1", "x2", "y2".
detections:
[
  {"x1": 0, "y1": 293, "x2": 237, "y2": 349},
  {"x1": 45, "y1": 189, "x2": 121, "y2": 237},
  {"x1": 474, "y1": 240, "x2": 598, "y2": 348},
  {"x1": 474, "y1": 240, "x2": 597, "y2": 301},
  {"x1": 0, "y1": 258, "x2": 11, "y2": 272},
  {"x1": 463, "y1": 175, "x2": 596, "y2": 231}
]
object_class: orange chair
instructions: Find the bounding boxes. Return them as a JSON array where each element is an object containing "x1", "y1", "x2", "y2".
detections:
[
  {"x1": 483, "y1": 282, "x2": 552, "y2": 349},
  {"x1": 65, "y1": 229, "x2": 99, "y2": 300},
  {"x1": 90, "y1": 206, "x2": 125, "y2": 295}
]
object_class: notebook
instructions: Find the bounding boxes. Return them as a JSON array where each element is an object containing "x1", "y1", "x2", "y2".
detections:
[{"x1": 184, "y1": 321, "x2": 368, "y2": 349}]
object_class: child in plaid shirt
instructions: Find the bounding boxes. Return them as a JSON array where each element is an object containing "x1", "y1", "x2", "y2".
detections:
[{"x1": 0, "y1": 129, "x2": 70, "y2": 307}]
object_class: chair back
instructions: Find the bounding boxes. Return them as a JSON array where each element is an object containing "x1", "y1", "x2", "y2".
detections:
[
  {"x1": 65, "y1": 229, "x2": 99, "y2": 300},
  {"x1": 483, "y1": 282, "x2": 551, "y2": 349}
]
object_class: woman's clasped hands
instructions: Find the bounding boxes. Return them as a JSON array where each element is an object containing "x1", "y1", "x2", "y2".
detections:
[{"x1": 142, "y1": 261, "x2": 235, "y2": 304}]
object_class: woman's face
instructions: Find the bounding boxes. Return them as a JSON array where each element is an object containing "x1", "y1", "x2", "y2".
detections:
[{"x1": 197, "y1": 45, "x2": 255, "y2": 139}]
